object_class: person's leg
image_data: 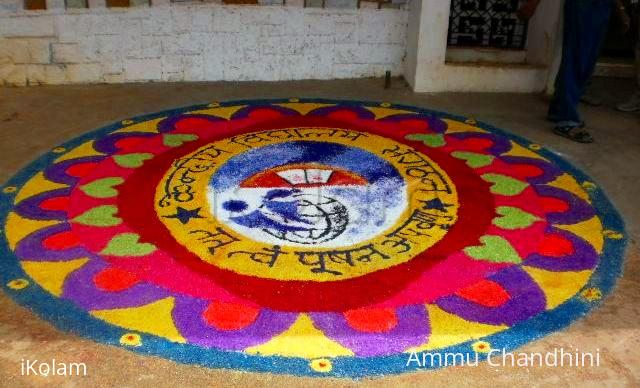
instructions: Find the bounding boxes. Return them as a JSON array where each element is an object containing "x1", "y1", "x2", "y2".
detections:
[
  {"x1": 548, "y1": 0, "x2": 583, "y2": 126},
  {"x1": 575, "y1": 1, "x2": 612, "y2": 87},
  {"x1": 617, "y1": 9, "x2": 640, "y2": 112},
  {"x1": 549, "y1": 0, "x2": 612, "y2": 142},
  {"x1": 549, "y1": 0, "x2": 587, "y2": 126},
  {"x1": 581, "y1": 77, "x2": 604, "y2": 106}
]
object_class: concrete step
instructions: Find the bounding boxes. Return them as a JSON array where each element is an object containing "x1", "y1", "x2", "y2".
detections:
[{"x1": 594, "y1": 59, "x2": 635, "y2": 78}]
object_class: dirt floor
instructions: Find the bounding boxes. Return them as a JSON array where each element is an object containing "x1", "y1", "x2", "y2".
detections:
[{"x1": 0, "y1": 77, "x2": 638, "y2": 387}]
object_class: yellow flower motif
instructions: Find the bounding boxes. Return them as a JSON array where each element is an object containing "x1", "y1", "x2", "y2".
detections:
[
  {"x1": 2, "y1": 186, "x2": 17, "y2": 194},
  {"x1": 52, "y1": 147, "x2": 66, "y2": 154},
  {"x1": 121, "y1": 120, "x2": 135, "y2": 126},
  {"x1": 119, "y1": 333, "x2": 142, "y2": 347},
  {"x1": 603, "y1": 230, "x2": 624, "y2": 240},
  {"x1": 581, "y1": 287, "x2": 602, "y2": 302},
  {"x1": 472, "y1": 341, "x2": 492, "y2": 353},
  {"x1": 288, "y1": 98, "x2": 300, "y2": 103},
  {"x1": 380, "y1": 102, "x2": 392, "y2": 108},
  {"x1": 309, "y1": 358, "x2": 332, "y2": 373},
  {"x1": 528, "y1": 143, "x2": 542, "y2": 151},
  {"x1": 465, "y1": 118, "x2": 477, "y2": 125},
  {"x1": 7, "y1": 278, "x2": 30, "y2": 290},
  {"x1": 582, "y1": 181, "x2": 597, "y2": 191},
  {"x1": 208, "y1": 102, "x2": 221, "y2": 108}
]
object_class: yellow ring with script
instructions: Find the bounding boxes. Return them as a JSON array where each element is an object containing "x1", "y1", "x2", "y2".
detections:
[{"x1": 154, "y1": 128, "x2": 459, "y2": 281}]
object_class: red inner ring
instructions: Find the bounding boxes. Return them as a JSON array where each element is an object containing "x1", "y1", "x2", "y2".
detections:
[{"x1": 118, "y1": 115, "x2": 496, "y2": 312}]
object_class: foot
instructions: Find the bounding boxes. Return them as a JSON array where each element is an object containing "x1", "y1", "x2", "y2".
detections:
[
  {"x1": 553, "y1": 124, "x2": 594, "y2": 144},
  {"x1": 616, "y1": 92, "x2": 640, "y2": 112}
]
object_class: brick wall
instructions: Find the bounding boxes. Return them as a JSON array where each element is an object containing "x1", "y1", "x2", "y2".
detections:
[{"x1": 0, "y1": 3, "x2": 408, "y2": 86}]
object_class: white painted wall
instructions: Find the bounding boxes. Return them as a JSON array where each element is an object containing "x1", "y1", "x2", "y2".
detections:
[
  {"x1": 0, "y1": 3, "x2": 408, "y2": 86},
  {"x1": 405, "y1": 0, "x2": 563, "y2": 93},
  {"x1": 0, "y1": 0, "x2": 565, "y2": 92}
]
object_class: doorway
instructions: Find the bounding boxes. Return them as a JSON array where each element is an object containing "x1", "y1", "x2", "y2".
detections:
[{"x1": 595, "y1": 6, "x2": 636, "y2": 78}]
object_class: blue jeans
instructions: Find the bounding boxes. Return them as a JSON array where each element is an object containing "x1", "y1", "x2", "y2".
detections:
[
  {"x1": 548, "y1": 0, "x2": 613, "y2": 127},
  {"x1": 630, "y1": 2, "x2": 640, "y2": 90}
]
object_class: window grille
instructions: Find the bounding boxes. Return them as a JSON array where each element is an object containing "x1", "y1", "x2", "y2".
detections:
[{"x1": 448, "y1": 0, "x2": 529, "y2": 50}]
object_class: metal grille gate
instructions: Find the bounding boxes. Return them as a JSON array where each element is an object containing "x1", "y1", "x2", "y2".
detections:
[{"x1": 448, "y1": 0, "x2": 529, "y2": 50}]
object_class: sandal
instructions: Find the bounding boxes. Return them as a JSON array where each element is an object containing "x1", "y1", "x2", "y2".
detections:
[{"x1": 553, "y1": 125, "x2": 594, "y2": 143}]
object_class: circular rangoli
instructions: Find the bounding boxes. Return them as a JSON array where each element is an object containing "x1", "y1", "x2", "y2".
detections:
[{"x1": 0, "y1": 99, "x2": 627, "y2": 377}]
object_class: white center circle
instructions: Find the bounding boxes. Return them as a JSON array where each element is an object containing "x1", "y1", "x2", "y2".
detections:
[{"x1": 207, "y1": 141, "x2": 408, "y2": 248}]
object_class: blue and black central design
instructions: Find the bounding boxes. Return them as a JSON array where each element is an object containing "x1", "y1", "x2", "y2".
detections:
[{"x1": 208, "y1": 141, "x2": 407, "y2": 247}]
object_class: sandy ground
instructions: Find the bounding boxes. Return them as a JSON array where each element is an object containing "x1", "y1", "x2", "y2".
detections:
[{"x1": 0, "y1": 78, "x2": 638, "y2": 387}]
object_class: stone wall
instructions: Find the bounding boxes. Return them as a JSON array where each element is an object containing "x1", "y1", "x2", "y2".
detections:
[{"x1": 0, "y1": 3, "x2": 408, "y2": 86}]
